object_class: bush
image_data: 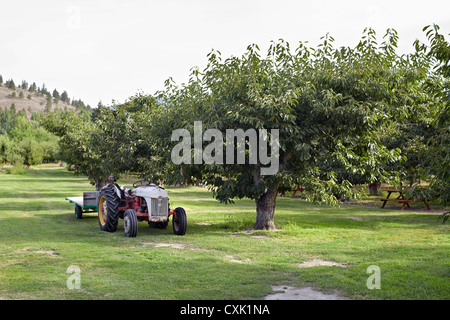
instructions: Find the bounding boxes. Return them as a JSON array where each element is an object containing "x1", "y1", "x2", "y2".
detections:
[
  {"x1": 19, "y1": 138, "x2": 44, "y2": 167},
  {"x1": 3, "y1": 164, "x2": 25, "y2": 175}
]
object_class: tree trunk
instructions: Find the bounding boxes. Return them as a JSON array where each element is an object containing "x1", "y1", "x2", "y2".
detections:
[
  {"x1": 254, "y1": 186, "x2": 279, "y2": 230},
  {"x1": 94, "y1": 178, "x2": 106, "y2": 191},
  {"x1": 368, "y1": 181, "x2": 381, "y2": 196}
]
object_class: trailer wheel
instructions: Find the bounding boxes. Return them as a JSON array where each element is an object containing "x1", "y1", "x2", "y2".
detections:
[
  {"x1": 75, "y1": 205, "x2": 83, "y2": 219},
  {"x1": 123, "y1": 209, "x2": 138, "y2": 237},
  {"x1": 98, "y1": 184, "x2": 120, "y2": 232},
  {"x1": 173, "y1": 207, "x2": 187, "y2": 235}
]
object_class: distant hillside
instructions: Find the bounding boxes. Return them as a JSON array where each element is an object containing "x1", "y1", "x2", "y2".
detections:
[
  {"x1": 0, "y1": 76, "x2": 91, "y2": 118},
  {"x1": 0, "y1": 85, "x2": 75, "y2": 117}
]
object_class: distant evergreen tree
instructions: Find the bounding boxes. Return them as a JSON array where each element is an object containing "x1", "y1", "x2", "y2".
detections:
[
  {"x1": 0, "y1": 75, "x2": 3, "y2": 85},
  {"x1": 29, "y1": 82, "x2": 37, "y2": 92},
  {"x1": 60, "y1": 91, "x2": 69, "y2": 103},
  {"x1": 7, "y1": 79, "x2": 16, "y2": 90},
  {"x1": 19, "y1": 91, "x2": 24, "y2": 99},
  {"x1": 11, "y1": 92, "x2": 16, "y2": 98},
  {"x1": 72, "y1": 99, "x2": 86, "y2": 110},
  {"x1": 40, "y1": 83, "x2": 49, "y2": 96},
  {"x1": 21, "y1": 80, "x2": 28, "y2": 90},
  {"x1": 52, "y1": 89, "x2": 60, "y2": 100},
  {"x1": 45, "y1": 95, "x2": 52, "y2": 113},
  {"x1": 52, "y1": 89, "x2": 60, "y2": 104},
  {"x1": 27, "y1": 94, "x2": 32, "y2": 100}
]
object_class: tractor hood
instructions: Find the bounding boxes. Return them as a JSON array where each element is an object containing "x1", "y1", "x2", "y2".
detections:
[
  {"x1": 132, "y1": 185, "x2": 169, "y2": 199},
  {"x1": 132, "y1": 185, "x2": 170, "y2": 221}
]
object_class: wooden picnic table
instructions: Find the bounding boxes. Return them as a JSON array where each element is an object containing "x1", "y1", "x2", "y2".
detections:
[{"x1": 378, "y1": 189, "x2": 430, "y2": 211}]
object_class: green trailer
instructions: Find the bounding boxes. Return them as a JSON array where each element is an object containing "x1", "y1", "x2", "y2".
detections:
[{"x1": 66, "y1": 191, "x2": 100, "y2": 219}]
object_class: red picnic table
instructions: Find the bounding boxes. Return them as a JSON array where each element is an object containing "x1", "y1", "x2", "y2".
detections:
[
  {"x1": 290, "y1": 186, "x2": 304, "y2": 197},
  {"x1": 378, "y1": 189, "x2": 430, "y2": 211}
]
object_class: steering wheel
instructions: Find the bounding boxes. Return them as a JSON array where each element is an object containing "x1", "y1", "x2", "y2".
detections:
[{"x1": 133, "y1": 180, "x2": 154, "y2": 188}]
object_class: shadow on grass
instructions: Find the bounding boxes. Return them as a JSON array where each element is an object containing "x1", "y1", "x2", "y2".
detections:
[
  {"x1": 35, "y1": 207, "x2": 449, "y2": 238},
  {"x1": 26, "y1": 211, "x2": 254, "y2": 238},
  {"x1": 0, "y1": 178, "x2": 91, "y2": 185},
  {"x1": 275, "y1": 210, "x2": 446, "y2": 230},
  {"x1": 0, "y1": 191, "x2": 88, "y2": 199}
]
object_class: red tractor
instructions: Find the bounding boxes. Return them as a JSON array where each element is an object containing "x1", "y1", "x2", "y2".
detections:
[{"x1": 98, "y1": 180, "x2": 187, "y2": 237}]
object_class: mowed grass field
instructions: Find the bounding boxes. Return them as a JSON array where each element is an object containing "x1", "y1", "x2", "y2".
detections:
[{"x1": 0, "y1": 164, "x2": 448, "y2": 300}]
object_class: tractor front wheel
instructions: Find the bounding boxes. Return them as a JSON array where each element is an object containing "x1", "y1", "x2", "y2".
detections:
[
  {"x1": 123, "y1": 209, "x2": 138, "y2": 237},
  {"x1": 173, "y1": 207, "x2": 187, "y2": 235}
]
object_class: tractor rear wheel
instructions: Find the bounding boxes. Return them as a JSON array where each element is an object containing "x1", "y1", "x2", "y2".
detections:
[
  {"x1": 123, "y1": 209, "x2": 138, "y2": 237},
  {"x1": 98, "y1": 184, "x2": 120, "y2": 232},
  {"x1": 75, "y1": 205, "x2": 83, "y2": 219},
  {"x1": 173, "y1": 207, "x2": 187, "y2": 235}
]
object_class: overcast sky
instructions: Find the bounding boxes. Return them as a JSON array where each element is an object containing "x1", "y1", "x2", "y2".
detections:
[{"x1": 1, "y1": 0, "x2": 449, "y2": 107}]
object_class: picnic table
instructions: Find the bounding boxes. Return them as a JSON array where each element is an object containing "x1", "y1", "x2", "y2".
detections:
[
  {"x1": 378, "y1": 189, "x2": 430, "y2": 211},
  {"x1": 291, "y1": 186, "x2": 304, "y2": 197}
]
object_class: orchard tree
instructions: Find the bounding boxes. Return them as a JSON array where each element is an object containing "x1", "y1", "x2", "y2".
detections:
[
  {"x1": 0, "y1": 134, "x2": 24, "y2": 165},
  {"x1": 90, "y1": 93, "x2": 170, "y2": 186},
  {"x1": 19, "y1": 138, "x2": 44, "y2": 168},
  {"x1": 414, "y1": 24, "x2": 450, "y2": 208},
  {"x1": 42, "y1": 100, "x2": 158, "y2": 190},
  {"x1": 41, "y1": 111, "x2": 110, "y2": 190},
  {"x1": 0, "y1": 135, "x2": 13, "y2": 163},
  {"x1": 42, "y1": 96, "x2": 161, "y2": 190},
  {"x1": 145, "y1": 29, "x2": 435, "y2": 229}
]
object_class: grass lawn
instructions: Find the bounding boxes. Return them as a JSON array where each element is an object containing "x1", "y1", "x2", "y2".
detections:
[{"x1": 0, "y1": 164, "x2": 448, "y2": 300}]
